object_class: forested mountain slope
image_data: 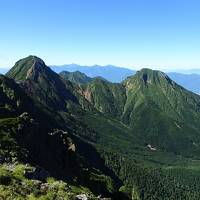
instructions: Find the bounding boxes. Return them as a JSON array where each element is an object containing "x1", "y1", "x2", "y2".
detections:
[
  {"x1": 2, "y1": 56, "x2": 200, "y2": 199},
  {"x1": 80, "y1": 68, "x2": 200, "y2": 157}
]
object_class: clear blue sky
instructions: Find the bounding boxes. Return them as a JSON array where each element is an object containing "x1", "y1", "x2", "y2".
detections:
[{"x1": 1, "y1": 0, "x2": 200, "y2": 69}]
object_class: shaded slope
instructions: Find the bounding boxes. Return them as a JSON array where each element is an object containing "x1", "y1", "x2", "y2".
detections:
[
  {"x1": 0, "y1": 75, "x2": 80, "y2": 178},
  {"x1": 5, "y1": 56, "x2": 127, "y2": 197},
  {"x1": 0, "y1": 75, "x2": 33, "y2": 117}
]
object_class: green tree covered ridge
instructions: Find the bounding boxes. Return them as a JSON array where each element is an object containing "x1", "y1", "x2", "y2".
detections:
[{"x1": 2, "y1": 55, "x2": 200, "y2": 199}]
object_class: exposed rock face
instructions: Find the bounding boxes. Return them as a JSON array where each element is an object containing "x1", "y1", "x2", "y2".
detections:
[
  {"x1": 68, "y1": 143, "x2": 76, "y2": 152},
  {"x1": 48, "y1": 129, "x2": 76, "y2": 152},
  {"x1": 76, "y1": 194, "x2": 88, "y2": 200},
  {"x1": 26, "y1": 57, "x2": 46, "y2": 80},
  {"x1": 19, "y1": 112, "x2": 34, "y2": 123},
  {"x1": 77, "y1": 87, "x2": 93, "y2": 103},
  {"x1": 82, "y1": 88, "x2": 92, "y2": 103}
]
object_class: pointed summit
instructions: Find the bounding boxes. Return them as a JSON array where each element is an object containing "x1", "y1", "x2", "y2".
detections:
[
  {"x1": 6, "y1": 55, "x2": 48, "y2": 81},
  {"x1": 6, "y1": 56, "x2": 81, "y2": 110},
  {"x1": 124, "y1": 68, "x2": 175, "y2": 87}
]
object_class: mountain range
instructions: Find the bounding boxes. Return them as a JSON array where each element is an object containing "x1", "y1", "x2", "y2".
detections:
[
  {"x1": 52, "y1": 64, "x2": 200, "y2": 94},
  {"x1": 0, "y1": 68, "x2": 9, "y2": 74},
  {"x1": 2, "y1": 64, "x2": 200, "y2": 94},
  {"x1": 1, "y1": 55, "x2": 200, "y2": 199},
  {"x1": 51, "y1": 64, "x2": 134, "y2": 83}
]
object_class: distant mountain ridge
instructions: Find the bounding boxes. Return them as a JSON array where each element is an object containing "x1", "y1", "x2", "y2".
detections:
[
  {"x1": 51, "y1": 64, "x2": 200, "y2": 94},
  {"x1": 168, "y1": 72, "x2": 200, "y2": 94},
  {"x1": 0, "y1": 68, "x2": 9, "y2": 74},
  {"x1": 51, "y1": 64, "x2": 134, "y2": 82},
  {"x1": 2, "y1": 62, "x2": 200, "y2": 93}
]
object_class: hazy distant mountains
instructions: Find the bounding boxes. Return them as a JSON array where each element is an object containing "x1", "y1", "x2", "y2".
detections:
[
  {"x1": 51, "y1": 64, "x2": 134, "y2": 82},
  {"x1": 0, "y1": 68, "x2": 9, "y2": 74},
  {"x1": 171, "y1": 69, "x2": 200, "y2": 74},
  {"x1": 167, "y1": 72, "x2": 200, "y2": 94}
]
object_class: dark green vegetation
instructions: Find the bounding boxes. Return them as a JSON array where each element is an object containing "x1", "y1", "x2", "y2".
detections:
[
  {"x1": 51, "y1": 64, "x2": 200, "y2": 94},
  {"x1": 59, "y1": 70, "x2": 108, "y2": 85},
  {"x1": 1, "y1": 55, "x2": 200, "y2": 199},
  {"x1": 59, "y1": 71, "x2": 93, "y2": 84},
  {"x1": 81, "y1": 68, "x2": 200, "y2": 157}
]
